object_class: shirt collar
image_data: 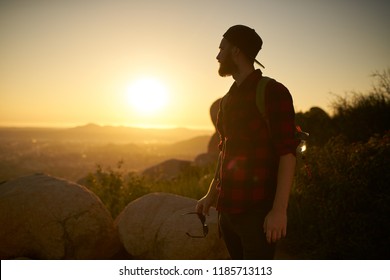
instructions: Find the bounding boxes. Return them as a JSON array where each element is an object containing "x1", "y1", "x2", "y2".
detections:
[{"x1": 234, "y1": 69, "x2": 262, "y2": 91}]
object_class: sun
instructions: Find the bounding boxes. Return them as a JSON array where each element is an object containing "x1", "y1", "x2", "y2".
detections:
[{"x1": 126, "y1": 77, "x2": 169, "y2": 115}]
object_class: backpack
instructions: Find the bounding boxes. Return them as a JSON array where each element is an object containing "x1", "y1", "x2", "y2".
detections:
[
  {"x1": 257, "y1": 77, "x2": 311, "y2": 178},
  {"x1": 216, "y1": 77, "x2": 311, "y2": 180},
  {"x1": 255, "y1": 76, "x2": 309, "y2": 155},
  {"x1": 219, "y1": 76, "x2": 309, "y2": 153}
]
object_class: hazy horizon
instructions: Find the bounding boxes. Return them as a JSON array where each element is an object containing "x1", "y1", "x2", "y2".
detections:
[
  {"x1": 0, "y1": 121, "x2": 215, "y2": 131},
  {"x1": 1, "y1": 0, "x2": 389, "y2": 129}
]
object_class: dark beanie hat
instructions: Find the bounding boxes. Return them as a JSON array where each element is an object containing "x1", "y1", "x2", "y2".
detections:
[{"x1": 223, "y1": 25, "x2": 264, "y2": 68}]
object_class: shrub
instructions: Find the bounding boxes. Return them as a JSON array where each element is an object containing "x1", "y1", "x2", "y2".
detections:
[
  {"x1": 145, "y1": 163, "x2": 214, "y2": 200},
  {"x1": 330, "y1": 68, "x2": 390, "y2": 143},
  {"x1": 84, "y1": 161, "x2": 150, "y2": 218},
  {"x1": 84, "y1": 160, "x2": 215, "y2": 218},
  {"x1": 287, "y1": 132, "x2": 390, "y2": 259}
]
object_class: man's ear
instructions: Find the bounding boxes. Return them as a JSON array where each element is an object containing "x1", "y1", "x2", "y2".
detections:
[
  {"x1": 230, "y1": 46, "x2": 241, "y2": 62},
  {"x1": 231, "y1": 46, "x2": 240, "y2": 56}
]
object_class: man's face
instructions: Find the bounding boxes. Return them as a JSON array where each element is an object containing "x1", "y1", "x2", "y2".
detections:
[{"x1": 216, "y1": 38, "x2": 238, "y2": 77}]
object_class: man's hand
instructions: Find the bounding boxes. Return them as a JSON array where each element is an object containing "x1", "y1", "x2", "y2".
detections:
[
  {"x1": 263, "y1": 208, "x2": 287, "y2": 243},
  {"x1": 196, "y1": 195, "x2": 214, "y2": 216},
  {"x1": 263, "y1": 153, "x2": 295, "y2": 243},
  {"x1": 196, "y1": 179, "x2": 218, "y2": 216}
]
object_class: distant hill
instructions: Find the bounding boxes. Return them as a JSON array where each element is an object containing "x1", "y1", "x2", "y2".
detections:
[
  {"x1": 159, "y1": 135, "x2": 210, "y2": 156},
  {"x1": 0, "y1": 124, "x2": 213, "y2": 182},
  {"x1": 0, "y1": 123, "x2": 213, "y2": 144}
]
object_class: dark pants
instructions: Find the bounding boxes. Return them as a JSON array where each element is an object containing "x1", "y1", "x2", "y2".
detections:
[{"x1": 219, "y1": 208, "x2": 276, "y2": 260}]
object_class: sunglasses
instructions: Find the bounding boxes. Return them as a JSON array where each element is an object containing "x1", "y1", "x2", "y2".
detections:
[{"x1": 182, "y1": 212, "x2": 209, "y2": 238}]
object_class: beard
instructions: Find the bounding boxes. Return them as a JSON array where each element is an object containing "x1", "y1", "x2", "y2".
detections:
[{"x1": 218, "y1": 54, "x2": 238, "y2": 77}]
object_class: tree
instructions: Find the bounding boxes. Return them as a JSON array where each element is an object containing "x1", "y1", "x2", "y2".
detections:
[
  {"x1": 295, "y1": 107, "x2": 333, "y2": 147},
  {"x1": 372, "y1": 68, "x2": 390, "y2": 96}
]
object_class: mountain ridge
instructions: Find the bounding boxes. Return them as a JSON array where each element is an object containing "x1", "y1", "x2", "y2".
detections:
[{"x1": 0, "y1": 123, "x2": 213, "y2": 144}]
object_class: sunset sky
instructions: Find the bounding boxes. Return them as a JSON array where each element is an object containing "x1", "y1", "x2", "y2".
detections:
[{"x1": 1, "y1": 0, "x2": 389, "y2": 130}]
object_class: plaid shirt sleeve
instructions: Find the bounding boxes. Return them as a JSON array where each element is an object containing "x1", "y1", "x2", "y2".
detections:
[{"x1": 265, "y1": 80, "x2": 299, "y2": 156}]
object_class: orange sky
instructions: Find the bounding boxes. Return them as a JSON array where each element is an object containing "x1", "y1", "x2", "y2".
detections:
[{"x1": 1, "y1": 0, "x2": 389, "y2": 130}]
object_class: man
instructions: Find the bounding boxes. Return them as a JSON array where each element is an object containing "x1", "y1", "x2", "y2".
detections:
[{"x1": 196, "y1": 25, "x2": 299, "y2": 259}]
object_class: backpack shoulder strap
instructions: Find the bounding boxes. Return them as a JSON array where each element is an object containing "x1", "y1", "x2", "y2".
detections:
[
  {"x1": 222, "y1": 77, "x2": 273, "y2": 120},
  {"x1": 256, "y1": 76, "x2": 274, "y2": 119}
]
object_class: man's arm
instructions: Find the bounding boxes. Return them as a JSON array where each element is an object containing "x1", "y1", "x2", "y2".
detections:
[{"x1": 263, "y1": 153, "x2": 296, "y2": 243}]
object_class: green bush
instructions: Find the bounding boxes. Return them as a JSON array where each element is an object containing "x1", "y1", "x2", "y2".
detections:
[
  {"x1": 84, "y1": 160, "x2": 214, "y2": 218},
  {"x1": 84, "y1": 161, "x2": 150, "y2": 218},
  {"x1": 146, "y1": 164, "x2": 215, "y2": 200},
  {"x1": 287, "y1": 132, "x2": 390, "y2": 259}
]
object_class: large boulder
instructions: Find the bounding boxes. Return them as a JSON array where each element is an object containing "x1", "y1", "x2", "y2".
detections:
[
  {"x1": 0, "y1": 173, "x2": 120, "y2": 259},
  {"x1": 116, "y1": 192, "x2": 229, "y2": 259}
]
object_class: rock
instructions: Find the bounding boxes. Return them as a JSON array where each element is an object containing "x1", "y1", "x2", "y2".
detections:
[
  {"x1": 142, "y1": 159, "x2": 192, "y2": 180},
  {"x1": 0, "y1": 173, "x2": 120, "y2": 259},
  {"x1": 207, "y1": 133, "x2": 220, "y2": 156},
  {"x1": 194, "y1": 152, "x2": 216, "y2": 167},
  {"x1": 208, "y1": 98, "x2": 221, "y2": 157},
  {"x1": 210, "y1": 98, "x2": 221, "y2": 128},
  {"x1": 116, "y1": 192, "x2": 229, "y2": 259},
  {"x1": 193, "y1": 98, "x2": 221, "y2": 167}
]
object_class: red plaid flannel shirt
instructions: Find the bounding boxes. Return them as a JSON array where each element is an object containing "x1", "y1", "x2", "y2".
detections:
[{"x1": 216, "y1": 70, "x2": 299, "y2": 213}]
